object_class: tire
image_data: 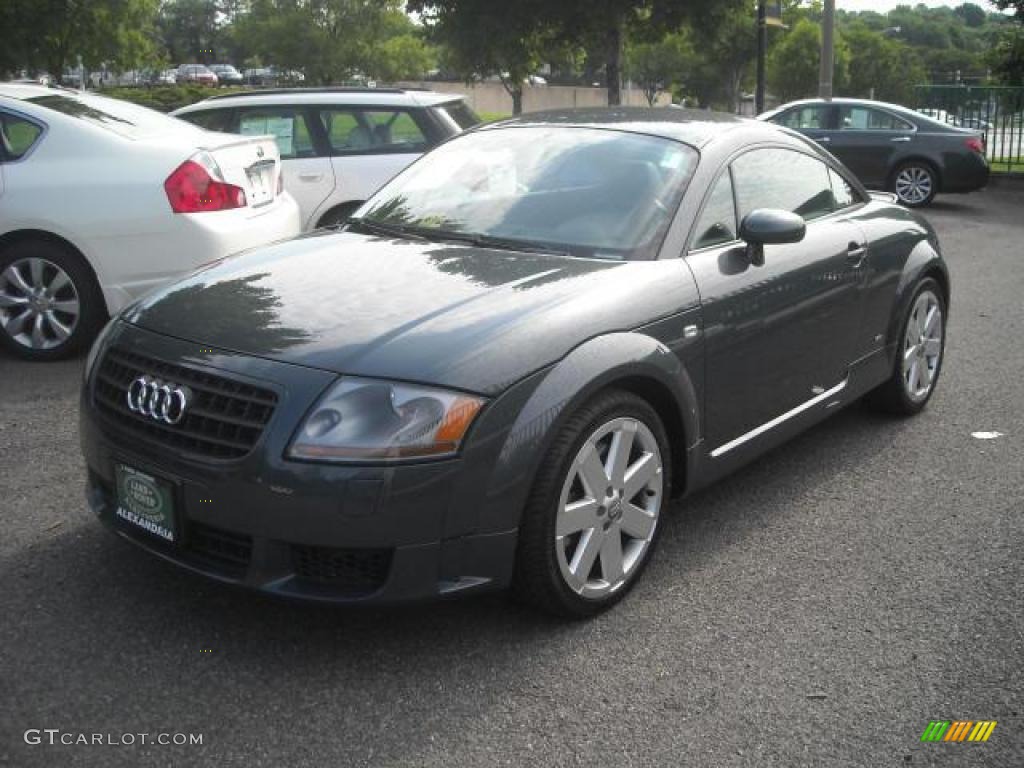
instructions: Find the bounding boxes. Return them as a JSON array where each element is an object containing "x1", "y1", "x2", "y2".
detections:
[
  {"x1": 512, "y1": 389, "x2": 671, "y2": 618},
  {"x1": 891, "y1": 161, "x2": 938, "y2": 207},
  {"x1": 317, "y1": 202, "x2": 363, "y2": 229},
  {"x1": 0, "y1": 238, "x2": 105, "y2": 361},
  {"x1": 866, "y1": 277, "x2": 946, "y2": 416}
]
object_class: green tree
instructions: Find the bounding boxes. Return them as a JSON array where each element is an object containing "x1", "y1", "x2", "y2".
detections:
[
  {"x1": 768, "y1": 17, "x2": 849, "y2": 102},
  {"x1": 626, "y1": 32, "x2": 693, "y2": 106},
  {"x1": 4, "y1": 0, "x2": 160, "y2": 82},
  {"x1": 157, "y1": 0, "x2": 222, "y2": 64},
  {"x1": 548, "y1": 0, "x2": 743, "y2": 106},
  {"x1": 233, "y1": 0, "x2": 409, "y2": 85},
  {"x1": 841, "y1": 24, "x2": 926, "y2": 104},
  {"x1": 410, "y1": 0, "x2": 554, "y2": 114}
]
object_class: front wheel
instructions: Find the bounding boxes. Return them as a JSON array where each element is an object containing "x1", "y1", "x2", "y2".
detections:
[
  {"x1": 866, "y1": 278, "x2": 946, "y2": 416},
  {"x1": 891, "y1": 162, "x2": 938, "y2": 207},
  {"x1": 512, "y1": 390, "x2": 670, "y2": 618}
]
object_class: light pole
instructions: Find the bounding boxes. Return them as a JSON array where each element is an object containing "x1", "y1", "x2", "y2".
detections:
[
  {"x1": 756, "y1": 1, "x2": 767, "y2": 114},
  {"x1": 818, "y1": 0, "x2": 835, "y2": 100}
]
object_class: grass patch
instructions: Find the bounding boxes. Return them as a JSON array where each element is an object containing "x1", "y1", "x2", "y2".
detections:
[
  {"x1": 990, "y1": 157, "x2": 1024, "y2": 174},
  {"x1": 478, "y1": 111, "x2": 512, "y2": 123}
]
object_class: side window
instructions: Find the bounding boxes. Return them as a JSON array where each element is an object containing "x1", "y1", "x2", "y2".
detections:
[
  {"x1": 319, "y1": 109, "x2": 366, "y2": 152},
  {"x1": 828, "y1": 167, "x2": 860, "y2": 209},
  {"x1": 319, "y1": 108, "x2": 428, "y2": 154},
  {"x1": 0, "y1": 113, "x2": 44, "y2": 160},
  {"x1": 839, "y1": 106, "x2": 913, "y2": 131},
  {"x1": 774, "y1": 106, "x2": 828, "y2": 130},
  {"x1": 179, "y1": 109, "x2": 232, "y2": 133},
  {"x1": 691, "y1": 171, "x2": 737, "y2": 250},
  {"x1": 237, "y1": 109, "x2": 316, "y2": 160},
  {"x1": 732, "y1": 148, "x2": 835, "y2": 222}
]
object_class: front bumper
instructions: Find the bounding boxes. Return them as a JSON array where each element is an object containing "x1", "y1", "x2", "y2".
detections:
[{"x1": 79, "y1": 325, "x2": 518, "y2": 604}]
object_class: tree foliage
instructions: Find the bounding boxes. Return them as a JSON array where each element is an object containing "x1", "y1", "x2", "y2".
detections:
[
  {"x1": 768, "y1": 18, "x2": 849, "y2": 103},
  {"x1": 1, "y1": 0, "x2": 160, "y2": 81}
]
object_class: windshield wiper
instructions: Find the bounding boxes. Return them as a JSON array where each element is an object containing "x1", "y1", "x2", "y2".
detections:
[
  {"x1": 345, "y1": 218, "x2": 429, "y2": 241},
  {"x1": 429, "y1": 230, "x2": 571, "y2": 257}
]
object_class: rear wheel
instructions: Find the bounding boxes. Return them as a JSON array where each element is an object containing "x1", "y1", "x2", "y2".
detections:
[
  {"x1": 0, "y1": 239, "x2": 104, "y2": 360},
  {"x1": 866, "y1": 278, "x2": 946, "y2": 416},
  {"x1": 891, "y1": 162, "x2": 938, "y2": 207},
  {"x1": 512, "y1": 390, "x2": 670, "y2": 618}
]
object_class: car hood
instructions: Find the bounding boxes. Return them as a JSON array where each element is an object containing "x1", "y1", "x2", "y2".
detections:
[{"x1": 123, "y1": 232, "x2": 696, "y2": 394}]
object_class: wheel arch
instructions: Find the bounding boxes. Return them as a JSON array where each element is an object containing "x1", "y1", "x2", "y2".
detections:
[
  {"x1": 315, "y1": 200, "x2": 364, "y2": 229},
  {"x1": 477, "y1": 332, "x2": 700, "y2": 534},
  {"x1": 888, "y1": 239, "x2": 950, "y2": 348},
  {"x1": 0, "y1": 228, "x2": 107, "y2": 314}
]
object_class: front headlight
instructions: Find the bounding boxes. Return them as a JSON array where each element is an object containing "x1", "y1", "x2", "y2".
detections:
[{"x1": 287, "y1": 377, "x2": 486, "y2": 462}]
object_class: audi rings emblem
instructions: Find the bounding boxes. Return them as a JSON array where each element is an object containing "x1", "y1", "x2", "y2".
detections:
[{"x1": 126, "y1": 376, "x2": 193, "y2": 425}]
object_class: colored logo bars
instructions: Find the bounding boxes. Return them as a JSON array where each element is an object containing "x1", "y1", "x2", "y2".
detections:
[{"x1": 921, "y1": 720, "x2": 997, "y2": 743}]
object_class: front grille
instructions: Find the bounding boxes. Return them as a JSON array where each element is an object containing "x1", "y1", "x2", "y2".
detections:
[
  {"x1": 291, "y1": 545, "x2": 392, "y2": 593},
  {"x1": 93, "y1": 347, "x2": 277, "y2": 459},
  {"x1": 187, "y1": 521, "x2": 253, "y2": 574}
]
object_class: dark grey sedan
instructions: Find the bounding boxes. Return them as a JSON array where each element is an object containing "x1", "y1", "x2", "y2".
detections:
[
  {"x1": 759, "y1": 97, "x2": 988, "y2": 207},
  {"x1": 79, "y1": 108, "x2": 949, "y2": 617}
]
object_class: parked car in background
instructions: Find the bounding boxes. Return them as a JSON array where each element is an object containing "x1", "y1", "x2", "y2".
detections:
[
  {"x1": 173, "y1": 88, "x2": 481, "y2": 230},
  {"x1": 79, "y1": 108, "x2": 949, "y2": 617},
  {"x1": 176, "y1": 64, "x2": 218, "y2": 86},
  {"x1": 760, "y1": 98, "x2": 988, "y2": 207},
  {"x1": 157, "y1": 69, "x2": 178, "y2": 86},
  {"x1": 0, "y1": 83, "x2": 300, "y2": 360},
  {"x1": 209, "y1": 64, "x2": 244, "y2": 86}
]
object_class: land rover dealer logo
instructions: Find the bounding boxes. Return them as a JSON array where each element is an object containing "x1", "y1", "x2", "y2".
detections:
[
  {"x1": 126, "y1": 376, "x2": 192, "y2": 425},
  {"x1": 123, "y1": 475, "x2": 163, "y2": 520}
]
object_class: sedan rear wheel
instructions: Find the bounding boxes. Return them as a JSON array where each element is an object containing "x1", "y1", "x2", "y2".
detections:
[
  {"x1": 0, "y1": 240, "x2": 104, "y2": 360},
  {"x1": 513, "y1": 390, "x2": 670, "y2": 618},
  {"x1": 892, "y1": 163, "x2": 937, "y2": 207}
]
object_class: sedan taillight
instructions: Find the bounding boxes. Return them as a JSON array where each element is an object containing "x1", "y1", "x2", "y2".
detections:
[
  {"x1": 164, "y1": 156, "x2": 246, "y2": 213},
  {"x1": 965, "y1": 136, "x2": 985, "y2": 154}
]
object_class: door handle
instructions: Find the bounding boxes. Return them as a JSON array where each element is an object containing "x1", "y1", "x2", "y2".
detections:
[
  {"x1": 298, "y1": 173, "x2": 324, "y2": 182},
  {"x1": 816, "y1": 136, "x2": 831, "y2": 144},
  {"x1": 846, "y1": 243, "x2": 867, "y2": 266},
  {"x1": 891, "y1": 136, "x2": 911, "y2": 143}
]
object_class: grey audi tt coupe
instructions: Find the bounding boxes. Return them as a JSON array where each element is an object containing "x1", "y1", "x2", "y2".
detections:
[{"x1": 80, "y1": 108, "x2": 949, "y2": 617}]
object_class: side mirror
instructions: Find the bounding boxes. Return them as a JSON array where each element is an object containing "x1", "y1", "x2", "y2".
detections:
[{"x1": 738, "y1": 209, "x2": 806, "y2": 266}]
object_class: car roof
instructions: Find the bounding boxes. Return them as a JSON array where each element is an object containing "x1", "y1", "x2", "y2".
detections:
[
  {"x1": 173, "y1": 88, "x2": 466, "y2": 112},
  {"x1": 483, "y1": 107, "x2": 759, "y2": 148}
]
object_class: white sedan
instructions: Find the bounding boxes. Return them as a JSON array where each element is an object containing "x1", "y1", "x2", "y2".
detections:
[{"x1": 0, "y1": 84, "x2": 301, "y2": 360}]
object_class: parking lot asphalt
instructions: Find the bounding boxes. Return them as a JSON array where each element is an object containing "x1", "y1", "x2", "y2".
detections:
[{"x1": 1, "y1": 185, "x2": 1022, "y2": 768}]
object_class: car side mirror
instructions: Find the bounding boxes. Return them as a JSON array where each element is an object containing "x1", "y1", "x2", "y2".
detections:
[{"x1": 739, "y1": 209, "x2": 806, "y2": 267}]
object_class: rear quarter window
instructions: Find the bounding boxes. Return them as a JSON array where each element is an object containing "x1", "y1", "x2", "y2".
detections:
[{"x1": 0, "y1": 113, "x2": 44, "y2": 160}]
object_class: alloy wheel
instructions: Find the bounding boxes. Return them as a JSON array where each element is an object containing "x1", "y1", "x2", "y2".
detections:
[
  {"x1": 0, "y1": 257, "x2": 81, "y2": 350},
  {"x1": 902, "y1": 289, "x2": 943, "y2": 402},
  {"x1": 555, "y1": 417, "x2": 664, "y2": 599},
  {"x1": 894, "y1": 166, "x2": 933, "y2": 206}
]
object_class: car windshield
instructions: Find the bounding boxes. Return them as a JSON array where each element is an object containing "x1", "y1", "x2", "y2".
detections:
[{"x1": 357, "y1": 125, "x2": 698, "y2": 260}]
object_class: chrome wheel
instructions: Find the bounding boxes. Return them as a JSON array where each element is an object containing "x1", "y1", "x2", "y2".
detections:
[
  {"x1": 902, "y1": 289, "x2": 943, "y2": 402},
  {"x1": 894, "y1": 166, "x2": 934, "y2": 206},
  {"x1": 0, "y1": 257, "x2": 81, "y2": 350},
  {"x1": 555, "y1": 417, "x2": 664, "y2": 599}
]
